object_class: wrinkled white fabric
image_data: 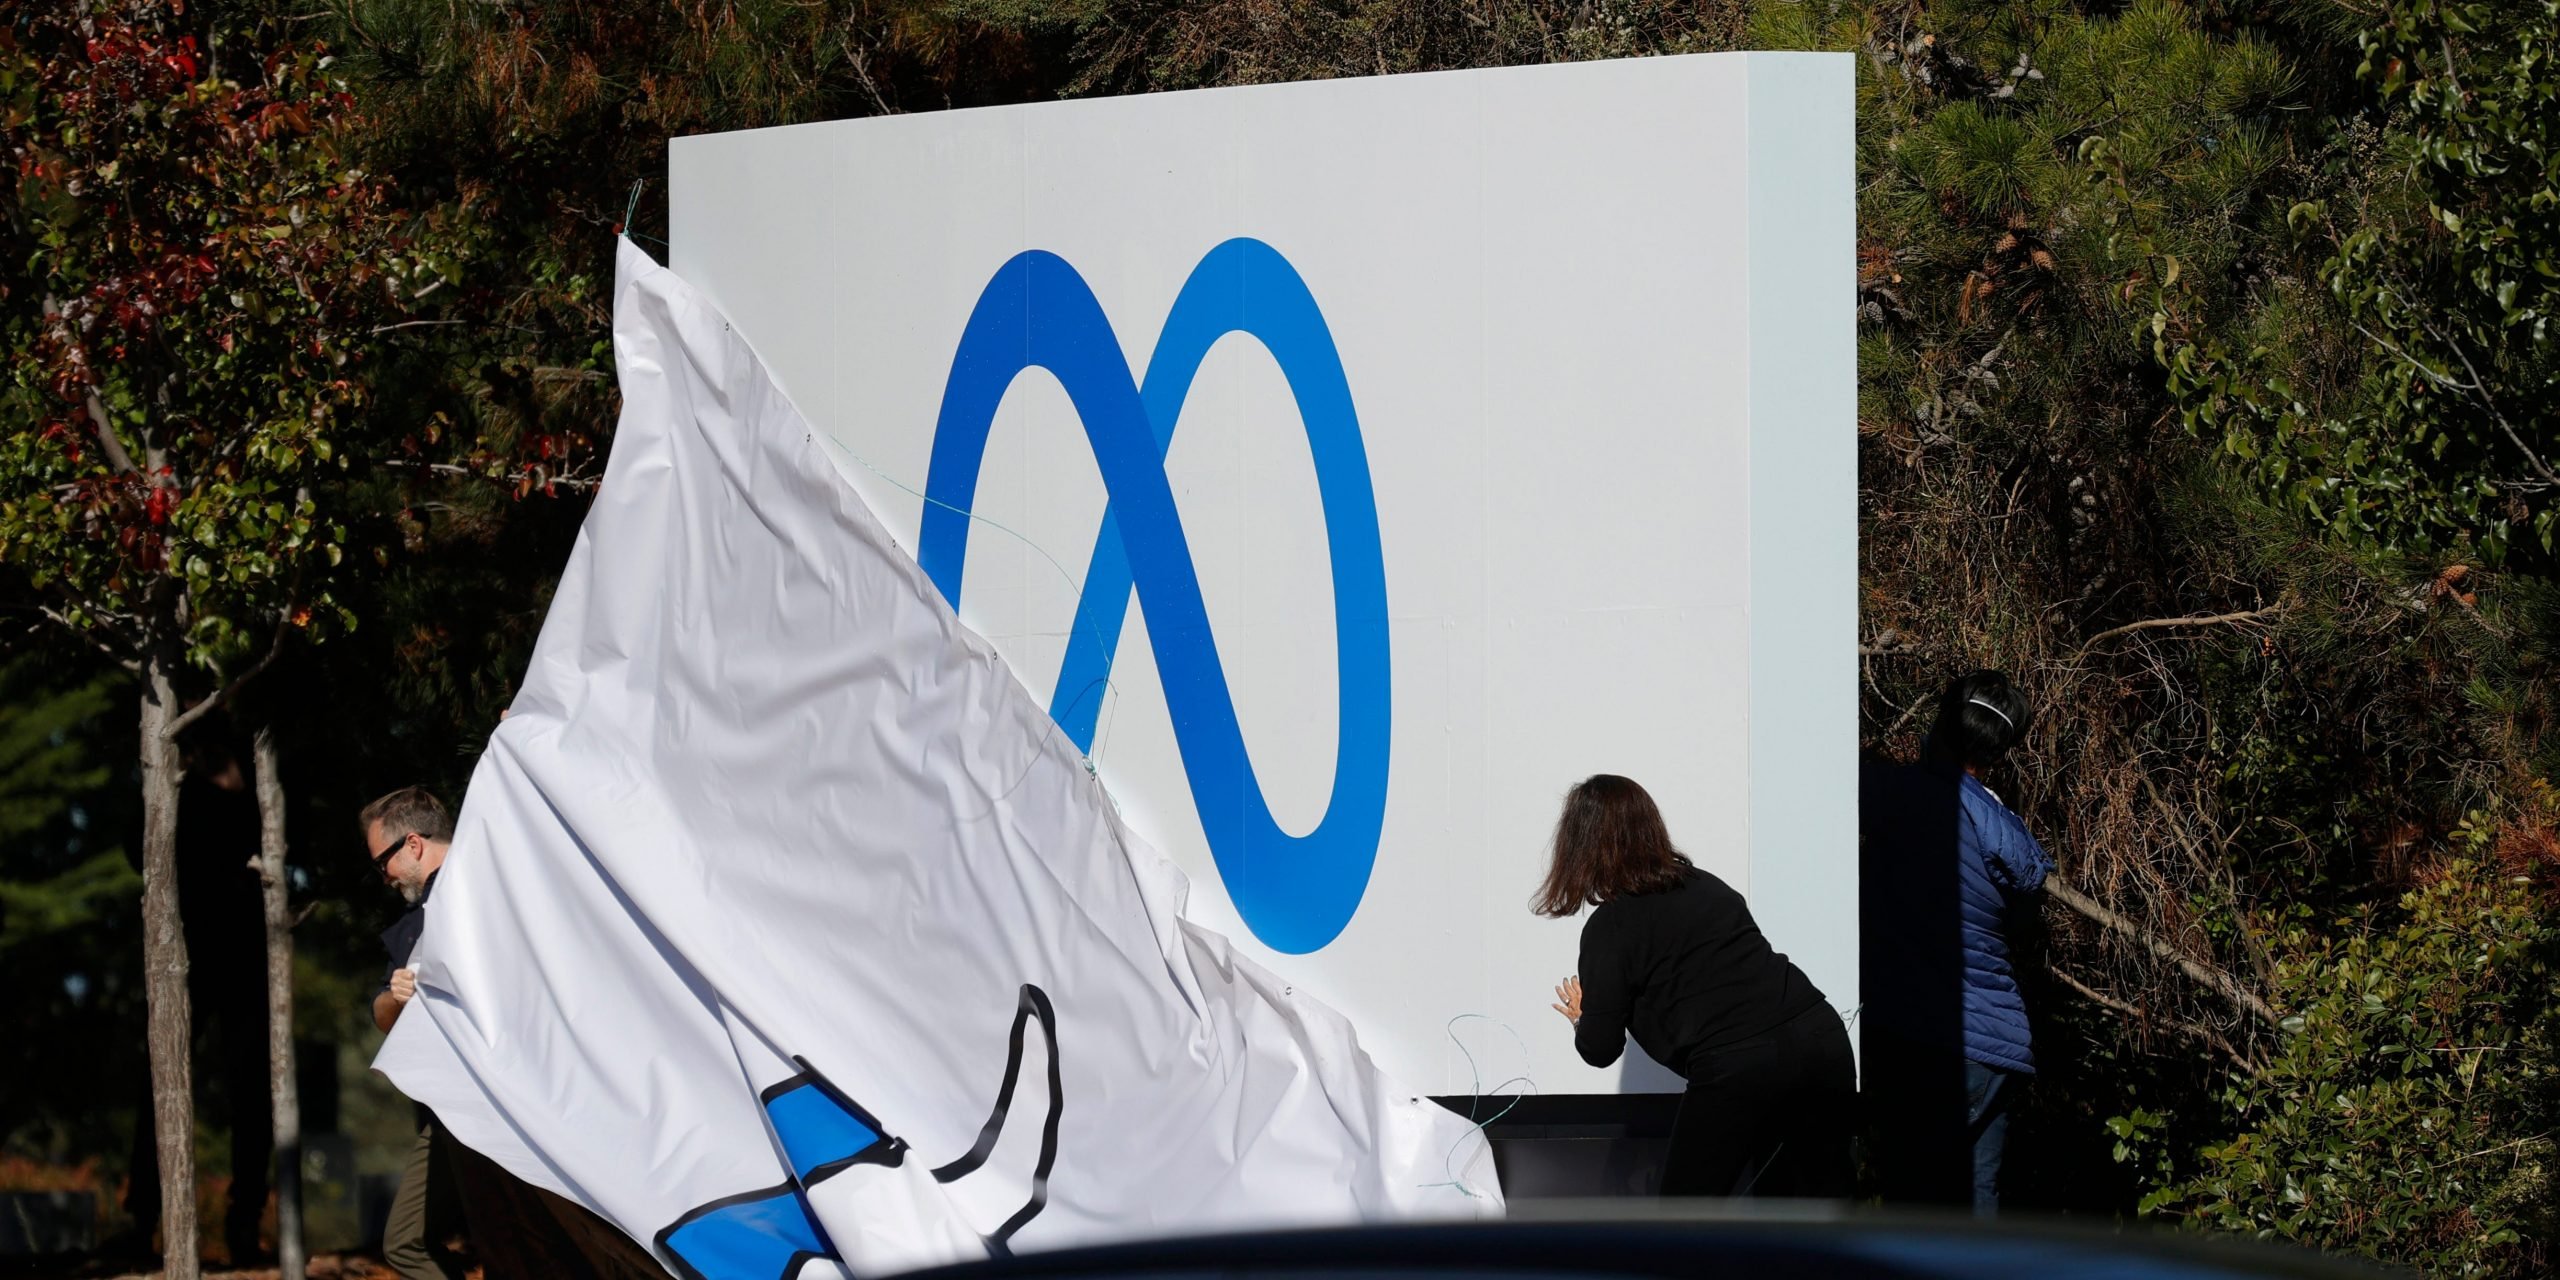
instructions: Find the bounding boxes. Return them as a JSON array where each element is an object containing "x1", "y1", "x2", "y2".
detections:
[{"x1": 372, "y1": 239, "x2": 1498, "y2": 1280}]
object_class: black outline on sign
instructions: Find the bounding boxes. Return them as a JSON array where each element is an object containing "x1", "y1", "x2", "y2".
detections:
[
  {"x1": 931, "y1": 984, "x2": 1063, "y2": 1256},
  {"x1": 654, "y1": 983, "x2": 1064, "y2": 1277},
  {"x1": 770, "y1": 1060, "x2": 911, "y2": 1186}
]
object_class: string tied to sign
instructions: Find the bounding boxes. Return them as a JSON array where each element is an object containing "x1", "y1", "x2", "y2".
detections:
[{"x1": 1417, "y1": 1013, "x2": 1534, "y2": 1201}]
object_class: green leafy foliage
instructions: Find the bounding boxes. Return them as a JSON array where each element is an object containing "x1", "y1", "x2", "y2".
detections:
[
  {"x1": 954, "y1": 0, "x2": 1741, "y2": 94},
  {"x1": 2131, "y1": 854, "x2": 2556, "y2": 1276},
  {"x1": 1753, "y1": 3, "x2": 2560, "y2": 1266},
  {"x1": 2170, "y1": 1, "x2": 2560, "y2": 565},
  {"x1": 0, "y1": 664, "x2": 133, "y2": 951},
  {"x1": 0, "y1": 658, "x2": 143, "y2": 1170},
  {"x1": 0, "y1": 0, "x2": 464, "y2": 670}
]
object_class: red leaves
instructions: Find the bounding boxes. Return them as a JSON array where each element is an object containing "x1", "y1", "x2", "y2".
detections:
[
  {"x1": 75, "y1": 25, "x2": 195, "y2": 102},
  {"x1": 37, "y1": 419, "x2": 85, "y2": 466},
  {"x1": 8, "y1": 0, "x2": 457, "y2": 610},
  {"x1": 253, "y1": 101, "x2": 315, "y2": 140},
  {"x1": 80, "y1": 473, "x2": 167, "y2": 574}
]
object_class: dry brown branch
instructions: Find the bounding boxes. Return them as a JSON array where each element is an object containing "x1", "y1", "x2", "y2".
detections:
[
  {"x1": 381, "y1": 459, "x2": 603, "y2": 492},
  {"x1": 2138, "y1": 773, "x2": 2275, "y2": 986},
  {"x1": 368, "y1": 318, "x2": 471, "y2": 335},
  {"x1": 2050, "y1": 963, "x2": 2267, "y2": 1080},
  {"x1": 2048, "y1": 880, "x2": 2284, "y2": 1029},
  {"x1": 2078, "y1": 605, "x2": 2287, "y2": 655}
]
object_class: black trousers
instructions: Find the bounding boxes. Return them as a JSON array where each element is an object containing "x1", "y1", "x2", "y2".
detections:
[{"x1": 1660, "y1": 1003, "x2": 1857, "y2": 1198}]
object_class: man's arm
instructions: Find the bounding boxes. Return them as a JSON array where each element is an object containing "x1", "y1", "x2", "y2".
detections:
[{"x1": 374, "y1": 967, "x2": 416, "y2": 1033}]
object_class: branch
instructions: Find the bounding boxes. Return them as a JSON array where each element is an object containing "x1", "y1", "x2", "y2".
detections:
[
  {"x1": 2352, "y1": 321, "x2": 2467, "y2": 390},
  {"x1": 2426, "y1": 320, "x2": 2560, "y2": 492},
  {"x1": 381, "y1": 459, "x2": 602, "y2": 493},
  {"x1": 2137, "y1": 773, "x2": 2274, "y2": 986},
  {"x1": 83, "y1": 391, "x2": 142, "y2": 477},
  {"x1": 2079, "y1": 605, "x2": 2286, "y2": 655},
  {"x1": 324, "y1": 0, "x2": 394, "y2": 60},
  {"x1": 2050, "y1": 963, "x2": 2266, "y2": 1080},
  {"x1": 41, "y1": 576, "x2": 150, "y2": 656},
  {"x1": 32, "y1": 605, "x2": 143, "y2": 671},
  {"x1": 367, "y1": 318, "x2": 470, "y2": 336},
  {"x1": 843, "y1": 41, "x2": 897, "y2": 116},
  {"x1": 2421, "y1": 1133, "x2": 2554, "y2": 1175},
  {"x1": 1859, "y1": 628, "x2": 1918, "y2": 657},
  {"x1": 1875, "y1": 687, "x2": 1937, "y2": 739},
  {"x1": 165, "y1": 616, "x2": 291, "y2": 739},
  {"x1": 2047, "y1": 880, "x2": 2285, "y2": 1029}
]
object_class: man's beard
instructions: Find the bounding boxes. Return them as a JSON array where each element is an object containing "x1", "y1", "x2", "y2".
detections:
[{"x1": 397, "y1": 875, "x2": 426, "y2": 905}]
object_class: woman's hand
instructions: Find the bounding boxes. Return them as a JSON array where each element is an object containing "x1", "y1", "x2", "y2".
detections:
[{"x1": 1552, "y1": 976, "x2": 1583, "y2": 1026}]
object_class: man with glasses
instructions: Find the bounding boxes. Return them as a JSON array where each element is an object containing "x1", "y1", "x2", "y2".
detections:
[
  {"x1": 366, "y1": 786, "x2": 451, "y2": 1030},
  {"x1": 360, "y1": 786, "x2": 467, "y2": 1280},
  {"x1": 356, "y1": 781, "x2": 675, "y2": 1279}
]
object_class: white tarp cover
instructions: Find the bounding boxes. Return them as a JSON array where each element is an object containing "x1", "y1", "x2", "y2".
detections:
[{"x1": 373, "y1": 239, "x2": 1499, "y2": 1280}]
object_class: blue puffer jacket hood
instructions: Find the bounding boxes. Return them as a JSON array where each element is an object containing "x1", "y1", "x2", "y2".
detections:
[{"x1": 1957, "y1": 773, "x2": 2052, "y2": 1073}]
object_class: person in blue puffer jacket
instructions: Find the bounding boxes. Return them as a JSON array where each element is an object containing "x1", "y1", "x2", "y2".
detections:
[
  {"x1": 1862, "y1": 669, "x2": 2052, "y2": 1214},
  {"x1": 1929, "y1": 671, "x2": 2053, "y2": 1211}
]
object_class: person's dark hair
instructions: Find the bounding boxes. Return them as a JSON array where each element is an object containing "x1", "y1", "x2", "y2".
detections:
[
  {"x1": 360, "y1": 786, "x2": 454, "y2": 845},
  {"x1": 1530, "y1": 774, "x2": 1692, "y2": 917},
  {"x1": 1922, "y1": 670, "x2": 2030, "y2": 770}
]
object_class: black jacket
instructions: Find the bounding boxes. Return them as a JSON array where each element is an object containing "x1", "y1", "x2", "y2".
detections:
[{"x1": 1574, "y1": 865, "x2": 1826, "y2": 1077}]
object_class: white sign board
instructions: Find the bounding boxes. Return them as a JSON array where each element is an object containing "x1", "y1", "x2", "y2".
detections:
[{"x1": 670, "y1": 51, "x2": 1855, "y2": 1097}]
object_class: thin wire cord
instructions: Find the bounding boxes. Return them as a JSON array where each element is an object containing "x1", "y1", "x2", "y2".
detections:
[
  {"x1": 814, "y1": 431, "x2": 1125, "y2": 775},
  {"x1": 1418, "y1": 1014, "x2": 1534, "y2": 1199}
]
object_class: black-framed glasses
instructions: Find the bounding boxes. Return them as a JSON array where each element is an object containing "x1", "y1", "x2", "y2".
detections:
[{"x1": 372, "y1": 832, "x2": 412, "y2": 873}]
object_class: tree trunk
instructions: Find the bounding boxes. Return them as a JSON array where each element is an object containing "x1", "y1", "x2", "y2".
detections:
[
  {"x1": 252, "y1": 725, "x2": 305, "y2": 1280},
  {"x1": 138, "y1": 652, "x2": 200, "y2": 1280}
]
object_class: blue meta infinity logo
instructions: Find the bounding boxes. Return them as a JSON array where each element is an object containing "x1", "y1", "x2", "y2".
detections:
[{"x1": 919, "y1": 239, "x2": 1389, "y2": 954}]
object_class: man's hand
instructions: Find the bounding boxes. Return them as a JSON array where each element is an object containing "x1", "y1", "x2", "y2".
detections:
[
  {"x1": 374, "y1": 967, "x2": 418, "y2": 1033},
  {"x1": 1552, "y1": 976, "x2": 1583, "y2": 1027}
]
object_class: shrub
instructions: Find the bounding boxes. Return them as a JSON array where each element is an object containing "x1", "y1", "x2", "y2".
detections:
[{"x1": 2127, "y1": 854, "x2": 2557, "y2": 1275}]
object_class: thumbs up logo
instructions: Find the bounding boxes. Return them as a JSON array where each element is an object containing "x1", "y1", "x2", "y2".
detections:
[{"x1": 657, "y1": 986, "x2": 1062, "y2": 1280}]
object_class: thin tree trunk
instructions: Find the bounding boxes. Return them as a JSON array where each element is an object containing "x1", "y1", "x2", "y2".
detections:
[
  {"x1": 138, "y1": 652, "x2": 200, "y2": 1280},
  {"x1": 252, "y1": 725, "x2": 304, "y2": 1280}
]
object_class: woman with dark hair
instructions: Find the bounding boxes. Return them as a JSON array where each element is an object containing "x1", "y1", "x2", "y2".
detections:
[
  {"x1": 1536, "y1": 774, "x2": 1854, "y2": 1198},
  {"x1": 1863, "y1": 669, "x2": 2052, "y2": 1214}
]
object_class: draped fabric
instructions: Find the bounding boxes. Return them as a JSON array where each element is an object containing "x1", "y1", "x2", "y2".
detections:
[{"x1": 374, "y1": 239, "x2": 1498, "y2": 1280}]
